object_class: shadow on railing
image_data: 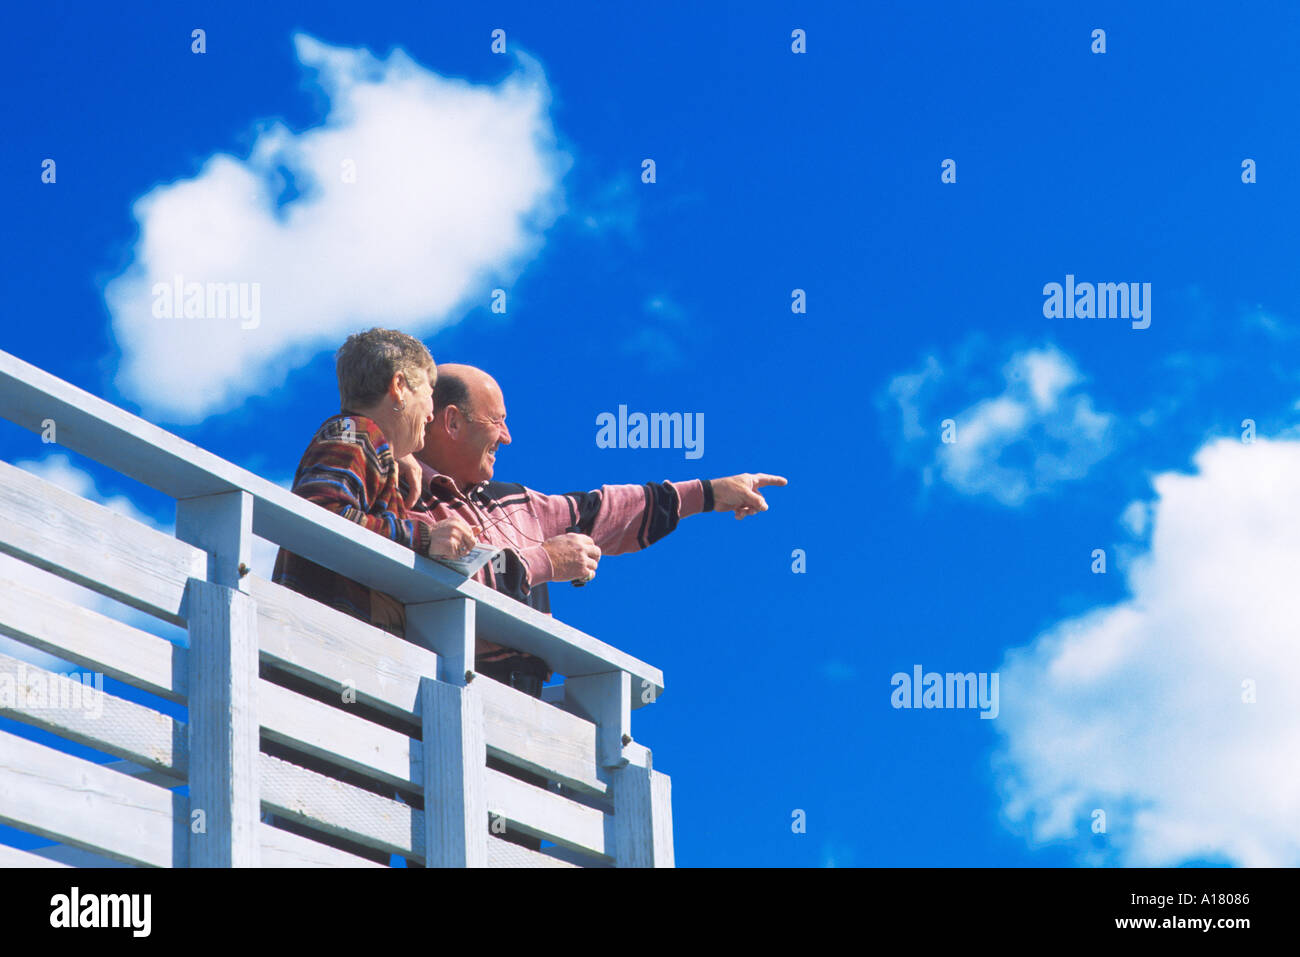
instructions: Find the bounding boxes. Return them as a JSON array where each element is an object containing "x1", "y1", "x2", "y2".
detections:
[{"x1": 0, "y1": 350, "x2": 673, "y2": 868}]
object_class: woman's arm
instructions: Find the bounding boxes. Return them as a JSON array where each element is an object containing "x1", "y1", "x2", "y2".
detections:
[{"x1": 290, "y1": 416, "x2": 431, "y2": 555}]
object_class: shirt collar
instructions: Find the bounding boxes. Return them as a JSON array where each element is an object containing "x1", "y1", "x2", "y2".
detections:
[{"x1": 418, "y1": 459, "x2": 488, "y2": 502}]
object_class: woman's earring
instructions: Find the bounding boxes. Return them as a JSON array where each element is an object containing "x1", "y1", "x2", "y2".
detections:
[{"x1": 393, "y1": 399, "x2": 406, "y2": 412}]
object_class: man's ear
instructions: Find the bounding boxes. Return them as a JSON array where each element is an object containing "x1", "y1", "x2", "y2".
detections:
[{"x1": 429, "y1": 405, "x2": 453, "y2": 438}]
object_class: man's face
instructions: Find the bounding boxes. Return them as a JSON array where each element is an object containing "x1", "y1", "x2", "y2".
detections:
[{"x1": 458, "y1": 378, "x2": 511, "y2": 484}]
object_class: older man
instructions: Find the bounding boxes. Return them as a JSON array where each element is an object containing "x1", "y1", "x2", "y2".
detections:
[{"x1": 404, "y1": 363, "x2": 786, "y2": 695}]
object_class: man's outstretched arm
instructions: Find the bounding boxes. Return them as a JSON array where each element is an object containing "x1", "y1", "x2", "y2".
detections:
[{"x1": 520, "y1": 473, "x2": 788, "y2": 585}]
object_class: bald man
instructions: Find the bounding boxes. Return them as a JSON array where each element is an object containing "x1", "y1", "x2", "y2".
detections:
[{"x1": 403, "y1": 363, "x2": 786, "y2": 694}]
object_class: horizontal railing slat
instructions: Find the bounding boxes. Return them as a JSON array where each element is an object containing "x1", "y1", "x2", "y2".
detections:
[
  {"x1": 259, "y1": 678, "x2": 417, "y2": 792},
  {"x1": 258, "y1": 751, "x2": 611, "y2": 864},
  {"x1": 259, "y1": 751, "x2": 419, "y2": 860},
  {"x1": 252, "y1": 575, "x2": 433, "y2": 722},
  {"x1": 486, "y1": 835, "x2": 579, "y2": 868},
  {"x1": 0, "y1": 578, "x2": 187, "y2": 703},
  {"x1": 0, "y1": 459, "x2": 205, "y2": 624},
  {"x1": 0, "y1": 730, "x2": 182, "y2": 867},
  {"x1": 540, "y1": 843, "x2": 610, "y2": 867},
  {"x1": 485, "y1": 767, "x2": 611, "y2": 861},
  {"x1": 0, "y1": 652, "x2": 187, "y2": 779},
  {"x1": 479, "y1": 678, "x2": 606, "y2": 796},
  {"x1": 260, "y1": 671, "x2": 608, "y2": 800},
  {"x1": 259, "y1": 822, "x2": 387, "y2": 868}
]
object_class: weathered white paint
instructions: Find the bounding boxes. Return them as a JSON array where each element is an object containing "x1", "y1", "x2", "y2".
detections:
[
  {"x1": 0, "y1": 459, "x2": 205, "y2": 624},
  {"x1": 540, "y1": 842, "x2": 611, "y2": 868},
  {"x1": 0, "y1": 730, "x2": 182, "y2": 867},
  {"x1": 176, "y1": 490, "x2": 254, "y2": 593},
  {"x1": 0, "y1": 576, "x2": 187, "y2": 703},
  {"x1": 479, "y1": 677, "x2": 606, "y2": 796},
  {"x1": 486, "y1": 835, "x2": 579, "y2": 868},
  {"x1": 259, "y1": 822, "x2": 387, "y2": 868},
  {"x1": 565, "y1": 671, "x2": 632, "y2": 769},
  {"x1": 260, "y1": 671, "x2": 607, "y2": 799},
  {"x1": 258, "y1": 678, "x2": 416, "y2": 792},
  {"x1": 485, "y1": 766, "x2": 612, "y2": 861},
  {"x1": 0, "y1": 651, "x2": 186, "y2": 779},
  {"x1": 259, "y1": 751, "x2": 418, "y2": 859},
  {"x1": 621, "y1": 742, "x2": 653, "y2": 770},
  {"x1": 406, "y1": 597, "x2": 474, "y2": 685},
  {"x1": 251, "y1": 574, "x2": 434, "y2": 722},
  {"x1": 186, "y1": 580, "x2": 259, "y2": 867},
  {"x1": 611, "y1": 763, "x2": 675, "y2": 867},
  {"x1": 421, "y1": 677, "x2": 487, "y2": 867}
]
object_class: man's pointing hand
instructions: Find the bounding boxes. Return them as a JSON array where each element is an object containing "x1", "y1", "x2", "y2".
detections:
[{"x1": 710, "y1": 473, "x2": 788, "y2": 519}]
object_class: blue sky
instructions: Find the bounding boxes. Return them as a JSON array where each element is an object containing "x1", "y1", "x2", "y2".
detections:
[{"x1": 3, "y1": 1, "x2": 1300, "y2": 866}]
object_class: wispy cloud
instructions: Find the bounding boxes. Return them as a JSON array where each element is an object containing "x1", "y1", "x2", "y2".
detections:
[
  {"x1": 620, "y1": 294, "x2": 690, "y2": 371},
  {"x1": 820, "y1": 660, "x2": 856, "y2": 682},
  {"x1": 106, "y1": 34, "x2": 569, "y2": 422},
  {"x1": 884, "y1": 343, "x2": 1116, "y2": 506},
  {"x1": 993, "y1": 437, "x2": 1300, "y2": 866},
  {"x1": 575, "y1": 176, "x2": 639, "y2": 239}
]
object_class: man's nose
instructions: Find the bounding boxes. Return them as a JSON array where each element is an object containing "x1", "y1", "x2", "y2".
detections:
[{"x1": 499, "y1": 423, "x2": 512, "y2": 445}]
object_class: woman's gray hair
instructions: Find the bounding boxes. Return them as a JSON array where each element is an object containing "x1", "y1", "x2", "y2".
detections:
[{"x1": 336, "y1": 328, "x2": 435, "y2": 411}]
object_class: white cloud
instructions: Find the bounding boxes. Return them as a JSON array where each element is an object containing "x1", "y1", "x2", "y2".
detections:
[
  {"x1": 994, "y1": 437, "x2": 1300, "y2": 866},
  {"x1": 106, "y1": 34, "x2": 569, "y2": 422},
  {"x1": 886, "y1": 345, "x2": 1115, "y2": 506},
  {"x1": 886, "y1": 354, "x2": 942, "y2": 442}
]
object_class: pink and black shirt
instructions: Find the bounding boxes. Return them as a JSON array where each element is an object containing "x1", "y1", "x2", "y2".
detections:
[{"x1": 408, "y1": 461, "x2": 711, "y2": 666}]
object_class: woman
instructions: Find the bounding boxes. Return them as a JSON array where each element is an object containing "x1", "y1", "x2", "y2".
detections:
[{"x1": 272, "y1": 327, "x2": 477, "y2": 636}]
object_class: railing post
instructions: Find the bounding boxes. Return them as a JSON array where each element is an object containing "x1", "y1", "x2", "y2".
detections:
[
  {"x1": 612, "y1": 763, "x2": 675, "y2": 867},
  {"x1": 566, "y1": 671, "x2": 631, "y2": 768},
  {"x1": 406, "y1": 598, "x2": 475, "y2": 684},
  {"x1": 178, "y1": 489, "x2": 259, "y2": 868},
  {"x1": 185, "y1": 578, "x2": 260, "y2": 867},
  {"x1": 176, "y1": 490, "x2": 254, "y2": 592},
  {"x1": 420, "y1": 676, "x2": 487, "y2": 867}
]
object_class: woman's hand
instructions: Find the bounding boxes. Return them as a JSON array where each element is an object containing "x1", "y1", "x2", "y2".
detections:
[{"x1": 426, "y1": 517, "x2": 482, "y2": 559}]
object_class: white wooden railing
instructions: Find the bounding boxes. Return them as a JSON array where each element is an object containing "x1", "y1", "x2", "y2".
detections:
[{"x1": 0, "y1": 349, "x2": 673, "y2": 867}]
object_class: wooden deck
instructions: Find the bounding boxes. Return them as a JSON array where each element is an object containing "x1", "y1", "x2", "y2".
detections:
[{"x1": 0, "y1": 349, "x2": 673, "y2": 867}]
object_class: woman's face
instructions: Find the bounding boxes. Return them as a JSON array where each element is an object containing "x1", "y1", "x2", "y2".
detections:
[{"x1": 394, "y1": 367, "x2": 435, "y2": 458}]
